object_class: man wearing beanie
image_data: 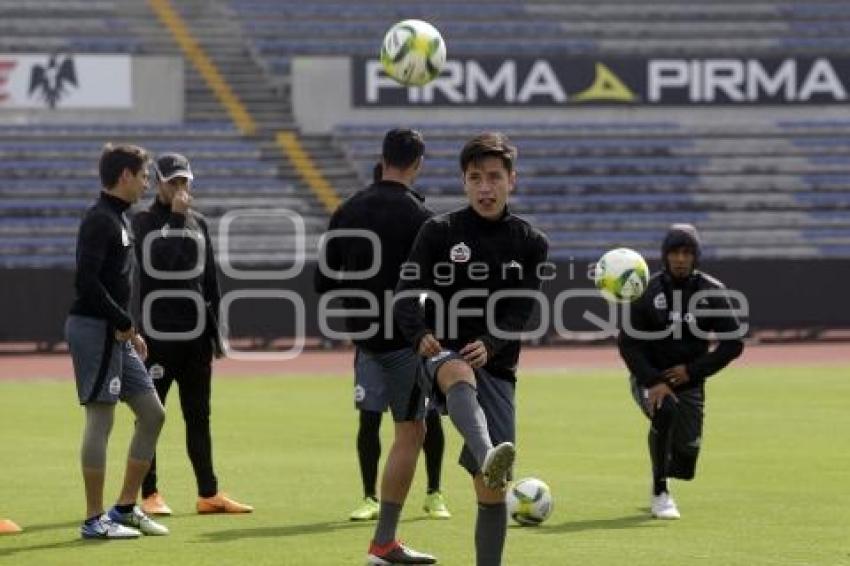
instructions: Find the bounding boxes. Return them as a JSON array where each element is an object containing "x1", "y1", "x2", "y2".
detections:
[{"x1": 618, "y1": 224, "x2": 745, "y2": 519}]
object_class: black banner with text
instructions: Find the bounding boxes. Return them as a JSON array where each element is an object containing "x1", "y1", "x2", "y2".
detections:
[{"x1": 353, "y1": 56, "x2": 850, "y2": 106}]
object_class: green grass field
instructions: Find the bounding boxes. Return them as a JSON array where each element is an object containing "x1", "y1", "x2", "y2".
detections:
[{"x1": 1, "y1": 365, "x2": 848, "y2": 565}]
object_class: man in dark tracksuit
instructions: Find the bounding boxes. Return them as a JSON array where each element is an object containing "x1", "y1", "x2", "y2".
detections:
[
  {"x1": 315, "y1": 129, "x2": 440, "y2": 565},
  {"x1": 618, "y1": 223, "x2": 744, "y2": 520},
  {"x1": 321, "y1": 157, "x2": 451, "y2": 525},
  {"x1": 66, "y1": 143, "x2": 168, "y2": 539},
  {"x1": 132, "y1": 153, "x2": 252, "y2": 516},
  {"x1": 395, "y1": 132, "x2": 549, "y2": 566}
]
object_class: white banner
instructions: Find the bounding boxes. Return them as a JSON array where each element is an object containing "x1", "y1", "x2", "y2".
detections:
[{"x1": 0, "y1": 53, "x2": 132, "y2": 109}]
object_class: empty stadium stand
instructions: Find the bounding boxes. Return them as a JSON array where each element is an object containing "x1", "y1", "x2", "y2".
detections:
[
  {"x1": 221, "y1": 0, "x2": 850, "y2": 260},
  {"x1": 0, "y1": 0, "x2": 355, "y2": 268},
  {"x1": 332, "y1": 119, "x2": 850, "y2": 260},
  {"x1": 4, "y1": 0, "x2": 850, "y2": 268}
]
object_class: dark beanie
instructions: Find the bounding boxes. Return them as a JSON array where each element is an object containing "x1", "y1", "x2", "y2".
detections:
[{"x1": 662, "y1": 223, "x2": 702, "y2": 269}]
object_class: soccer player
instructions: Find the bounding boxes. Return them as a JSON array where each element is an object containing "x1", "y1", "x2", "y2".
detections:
[
  {"x1": 394, "y1": 132, "x2": 549, "y2": 566},
  {"x1": 345, "y1": 161, "x2": 451, "y2": 524},
  {"x1": 618, "y1": 224, "x2": 744, "y2": 520},
  {"x1": 132, "y1": 153, "x2": 252, "y2": 515},
  {"x1": 314, "y1": 128, "x2": 437, "y2": 564},
  {"x1": 65, "y1": 144, "x2": 168, "y2": 539}
]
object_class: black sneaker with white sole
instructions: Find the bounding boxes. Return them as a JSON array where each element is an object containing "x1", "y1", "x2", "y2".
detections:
[{"x1": 366, "y1": 539, "x2": 437, "y2": 565}]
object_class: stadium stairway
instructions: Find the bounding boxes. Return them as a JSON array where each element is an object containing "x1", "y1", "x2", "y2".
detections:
[
  {"x1": 130, "y1": 0, "x2": 359, "y2": 211},
  {"x1": 0, "y1": 0, "x2": 364, "y2": 267}
]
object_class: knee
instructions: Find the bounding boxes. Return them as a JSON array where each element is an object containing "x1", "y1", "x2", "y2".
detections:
[
  {"x1": 397, "y1": 420, "x2": 426, "y2": 447},
  {"x1": 358, "y1": 410, "x2": 382, "y2": 439},
  {"x1": 652, "y1": 398, "x2": 679, "y2": 426},
  {"x1": 181, "y1": 405, "x2": 210, "y2": 427},
  {"x1": 437, "y1": 359, "x2": 476, "y2": 393},
  {"x1": 143, "y1": 403, "x2": 166, "y2": 433},
  {"x1": 669, "y1": 443, "x2": 700, "y2": 480}
]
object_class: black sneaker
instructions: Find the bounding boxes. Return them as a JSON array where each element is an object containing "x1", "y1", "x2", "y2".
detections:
[{"x1": 366, "y1": 539, "x2": 437, "y2": 565}]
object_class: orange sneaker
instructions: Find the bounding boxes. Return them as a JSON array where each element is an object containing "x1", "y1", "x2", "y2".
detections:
[
  {"x1": 196, "y1": 492, "x2": 253, "y2": 514},
  {"x1": 0, "y1": 519, "x2": 22, "y2": 534},
  {"x1": 141, "y1": 492, "x2": 173, "y2": 516}
]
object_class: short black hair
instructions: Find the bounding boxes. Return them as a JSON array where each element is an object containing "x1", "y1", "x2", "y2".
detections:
[
  {"x1": 99, "y1": 143, "x2": 150, "y2": 190},
  {"x1": 382, "y1": 128, "x2": 425, "y2": 169},
  {"x1": 459, "y1": 132, "x2": 517, "y2": 174}
]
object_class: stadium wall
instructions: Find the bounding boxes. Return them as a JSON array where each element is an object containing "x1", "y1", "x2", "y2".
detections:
[
  {"x1": 4, "y1": 259, "x2": 847, "y2": 345},
  {"x1": 0, "y1": 55, "x2": 184, "y2": 124}
]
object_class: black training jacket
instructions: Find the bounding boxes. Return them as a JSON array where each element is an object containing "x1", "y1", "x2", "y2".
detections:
[
  {"x1": 394, "y1": 205, "x2": 549, "y2": 382},
  {"x1": 314, "y1": 180, "x2": 433, "y2": 352},
  {"x1": 618, "y1": 270, "x2": 745, "y2": 389},
  {"x1": 69, "y1": 192, "x2": 135, "y2": 331},
  {"x1": 131, "y1": 198, "x2": 221, "y2": 350}
]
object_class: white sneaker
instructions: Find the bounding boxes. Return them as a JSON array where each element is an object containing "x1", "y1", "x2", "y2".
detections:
[
  {"x1": 481, "y1": 442, "x2": 515, "y2": 490},
  {"x1": 108, "y1": 505, "x2": 170, "y2": 535},
  {"x1": 650, "y1": 492, "x2": 681, "y2": 520},
  {"x1": 80, "y1": 514, "x2": 141, "y2": 539}
]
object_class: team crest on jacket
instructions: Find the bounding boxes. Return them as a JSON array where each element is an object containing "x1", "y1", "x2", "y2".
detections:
[
  {"x1": 653, "y1": 293, "x2": 667, "y2": 310},
  {"x1": 149, "y1": 364, "x2": 165, "y2": 380},
  {"x1": 450, "y1": 242, "x2": 471, "y2": 263},
  {"x1": 108, "y1": 376, "x2": 121, "y2": 395}
]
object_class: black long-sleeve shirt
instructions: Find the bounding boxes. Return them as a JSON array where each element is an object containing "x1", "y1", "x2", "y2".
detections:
[
  {"x1": 69, "y1": 191, "x2": 135, "y2": 331},
  {"x1": 618, "y1": 270, "x2": 745, "y2": 389},
  {"x1": 314, "y1": 180, "x2": 433, "y2": 352},
  {"x1": 394, "y1": 205, "x2": 549, "y2": 382},
  {"x1": 131, "y1": 198, "x2": 221, "y2": 345}
]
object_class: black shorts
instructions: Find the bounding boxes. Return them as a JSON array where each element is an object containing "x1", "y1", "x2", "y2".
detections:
[{"x1": 424, "y1": 350, "x2": 516, "y2": 478}]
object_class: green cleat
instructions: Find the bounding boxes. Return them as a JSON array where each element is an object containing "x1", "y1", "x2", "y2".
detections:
[
  {"x1": 349, "y1": 496, "x2": 380, "y2": 521},
  {"x1": 422, "y1": 491, "x2": 451, "y2": 519}
]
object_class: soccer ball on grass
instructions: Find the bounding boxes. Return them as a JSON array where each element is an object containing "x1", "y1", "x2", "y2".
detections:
[{"x1": 506, "y1": 477, "x2": 553, "y2": 526}]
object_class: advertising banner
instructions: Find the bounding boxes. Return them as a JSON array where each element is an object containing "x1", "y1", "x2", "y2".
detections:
[
  {"x1": 353, "y1": 56, "x2": 850, "y2": 107},
  {"x1": 0, "y1": 53, "x2": 132, "y2": 109}
]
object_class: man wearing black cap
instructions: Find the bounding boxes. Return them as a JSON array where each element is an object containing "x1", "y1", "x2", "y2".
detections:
[
  {"x1": 618, "y1": 224, "x2": 745, "y2": 519},
  {"x1": 131, "y1": 153, "x2": 252, "y2": 516}
]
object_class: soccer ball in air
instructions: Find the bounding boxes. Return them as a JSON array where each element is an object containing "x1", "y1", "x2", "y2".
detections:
[
  {"x1": 506, "y1": 477, "x2": 554, "y2": 526},
  {"x1": 594, "y1": 247, "x2": 650, "y2": 303},
  {"x1": 380, "y1": 19, "x2": 446, "y2": 86}
]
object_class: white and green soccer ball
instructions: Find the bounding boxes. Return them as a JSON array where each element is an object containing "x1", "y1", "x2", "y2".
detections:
[
  {"x1": 506, "y1": 477, "x2": 553, "y2": 526},
  {"x1": 380, "y1": 19, "x2": 446, "y2": 86},
  {"x1": 594, "y1": 247, "x2": 650, "y2": 303}
]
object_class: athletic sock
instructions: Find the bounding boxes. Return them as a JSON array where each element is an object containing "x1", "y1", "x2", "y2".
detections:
[
  {"x1": 114, "y1": 503, "x2": 135, "y2": 514},
  {"x1": 423, "y1": 410, "x2": 444, "y2": 493},
  {"x1": 653, "y1": 478, "x2": 668, "y2": 496},
  {"x1": 373, "y1": 501, "x2": 402, "y2": 546},
  {"x1": 475, "y1": 502, "x2": 507, "y2": 566},
  {"x1": 445, "y1": 381, "x2": 492, "y2": 468}
]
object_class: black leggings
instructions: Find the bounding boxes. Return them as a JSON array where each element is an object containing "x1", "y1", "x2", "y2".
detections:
[{"x1": 142, "y1": 338, "x2": 218, "y2": 498}]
